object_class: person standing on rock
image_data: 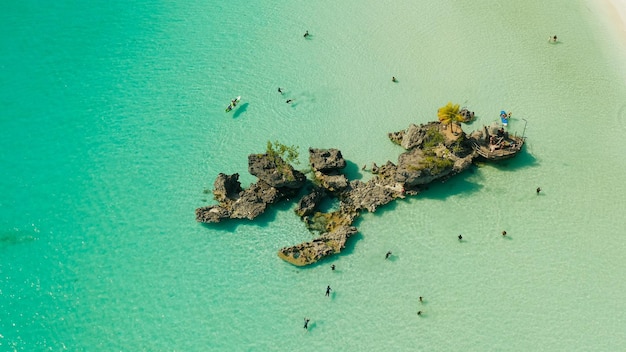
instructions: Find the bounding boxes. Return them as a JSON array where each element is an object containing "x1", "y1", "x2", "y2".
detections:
[{"x1": 325, "y1": 285, "x2": 332, "y2": 297}]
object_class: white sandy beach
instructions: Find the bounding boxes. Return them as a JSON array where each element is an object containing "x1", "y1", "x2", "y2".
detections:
[
  {"x1": 609, "y1": 0, "x2": 626, "y2": 32},
  {"x1": 595, "y1": 0, "x2": 626, "y2": 40}
]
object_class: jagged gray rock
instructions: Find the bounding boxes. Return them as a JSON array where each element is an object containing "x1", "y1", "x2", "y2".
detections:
[
  {"x1": 295, "y1": 186, "x2": 326, "y2": 217},
  {"x1": 314, "y1": 171, "x2": 348, "y2": 192},
  {"x1": 343, "y1": 179, "x2": 403, "y2": 213},
  {"x1": 213, "y1": 173, "x2": 243, "y2": 202},
  {"x1": 400, "y1": 123, "x2": 426, "y2": 150},
  {"x1": 277, "y1": 225, "x2": 357, "y2": 266},
  {"x1": 394, "y1": 148, "x2": 453, "y2": 186},
  {"x1": 248, "y1": 153, "x2": 306, "y2": 189},
  {"x1": 195, "y1": 204, "x2": 231, "y2": 223},
  {"x1": 388, "y1": 121, "x2": 441, "y2": 150},
  {"x1": 196, "y1": 180, "x2": 282, "y2": 222},
  {"x1": 229, "y1": 181, "x2": 280, "y2": 220},
  {"x1": 309, "y1": 148, "x2": 346, "y2": 172}
]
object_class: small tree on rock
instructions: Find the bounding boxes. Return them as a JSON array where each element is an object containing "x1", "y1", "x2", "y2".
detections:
[
  {"x1": 437, "y1": 102, "x2": 463, "y2": 134},
  {"x1": 266, "y1": 141, "x2": 300, "y2": 166}
]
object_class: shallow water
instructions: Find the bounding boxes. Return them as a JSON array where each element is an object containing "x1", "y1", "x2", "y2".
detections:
[{"x1": 1, "y1": 0, "x2": 626, "y2": 350}]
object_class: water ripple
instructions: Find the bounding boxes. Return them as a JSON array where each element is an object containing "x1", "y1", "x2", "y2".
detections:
[{"x1": 617, "y1": 103, "x2": 626, "y2": 130}]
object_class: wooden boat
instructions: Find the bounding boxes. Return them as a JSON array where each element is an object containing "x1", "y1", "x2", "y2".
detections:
[{"x1": 470, "y1": 125, "x2": 525, "y2": 161}]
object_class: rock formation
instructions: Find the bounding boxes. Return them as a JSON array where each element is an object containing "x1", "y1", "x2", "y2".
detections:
[
  {"x1": 197, "y1": 121, "x2": 525, "y2": 266},
  {"x1": 309, "y1": 148, "x2": 349, "y2": 192},
  {"x1": 195, "y1": 153, "x2": 306, "y2": 223},
  {"x1": 277, "y1": 226, "x2": 357, "y2": 266},
  {"x1": 308, "y1": 148, "x2": 347, "y2": 172},
  {"x1": 247, "y1": 153, "x2": 306, "y2": 189},
  {"x1": 295, "y1": 186, "x2": 326, "y2": 217}
]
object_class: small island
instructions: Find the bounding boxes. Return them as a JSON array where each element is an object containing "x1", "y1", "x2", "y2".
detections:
[{"x1": 196, "y1": 104, "x2": 526, "y2": 266}]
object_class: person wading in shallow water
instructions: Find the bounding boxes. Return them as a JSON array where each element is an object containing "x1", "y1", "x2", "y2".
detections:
[
  {"x1": 325, "y1": 285, "x2": 332, "y2": 297},
  {"x1": 304, "y1": 318, "x2": 310, "y2": 330},
  {"x1": 385, "y1": 251, "x2": 392, "y2": 259}
]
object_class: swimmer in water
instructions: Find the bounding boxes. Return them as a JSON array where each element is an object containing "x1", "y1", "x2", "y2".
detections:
[{"x1": 304, "y1": 318, "x2": 310, "y2": 330}]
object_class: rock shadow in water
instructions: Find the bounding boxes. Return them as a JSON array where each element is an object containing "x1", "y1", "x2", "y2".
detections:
[
  {"x1": 199, "y1": 198, "x2": 294, "y2": 232},
  {"x1": 417, "y1": 171, "x2": 483, "y2": 202},
  {"x1": 342, "y1": 160, "x2": 365, "y2": 180},
  {"x1": 482, "y1": 147, "x2": 538, "y2": 172}
]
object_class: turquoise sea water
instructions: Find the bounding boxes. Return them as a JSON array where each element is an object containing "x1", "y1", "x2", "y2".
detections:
[{"x1": 2, "y1": 0, "x2": 626, "y2": 350}]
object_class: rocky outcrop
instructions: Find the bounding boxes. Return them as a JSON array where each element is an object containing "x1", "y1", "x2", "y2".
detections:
[
  {"x1": 196, "y1": 153, "x2": 306, "y2": 224},
  {"x1": 212, "y1": 173, "x2": 243, "y2": 202},
  {"x1": 277, "y1": 225, "x2": 358, "y2": 266},
  {"x1": 248, "y1": 153, "x2": 306, "y2": 189},
  {"x1": 295, "y1": 186, "x2": 326, "y2": 217},
  {"x1": 394, "y1": 148, "x2": 454, "y2": 186},
  {"x1": 309, "y1": 148, "x2": 346, "y2": 172},
  {"x1": 309, "y1": 148, "x2": 349, "y2": 192},
  {"x1": 305, "y1": 209, "x2": 359, "y2": 233},
  {"x1": 195, "y1": 204, "x2": 231, "y2": 223},
  {"x1": 314, "y1": 171, "x2": 348, "y2": 192},
  {"x1": 342, "y1": 179, "x2": 404, "y2": 213},
  {"x1": 198, "y1": 120, "x2": 525, "y2": 266},
  {"x1": 388, "y1": 121, "x2": 441, "y2": 150},
  {"x1": 195, "y1": 180, "x2": 282, "y2": 223}
]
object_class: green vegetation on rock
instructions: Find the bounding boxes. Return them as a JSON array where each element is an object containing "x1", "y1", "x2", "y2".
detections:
[
  {"x1": 419, "y1": 155, "x2": 454, "y2": 175},
  {"x1": 423, "y1": 126, "x2": 445, "y2": 150},
  {"x1": 266, "y1": 140, "x2": 300, "y2": 165}
]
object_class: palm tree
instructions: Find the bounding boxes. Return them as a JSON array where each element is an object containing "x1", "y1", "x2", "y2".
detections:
[{"x1": 437, "y1": 102, "x2": 462, "y2": 134}]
